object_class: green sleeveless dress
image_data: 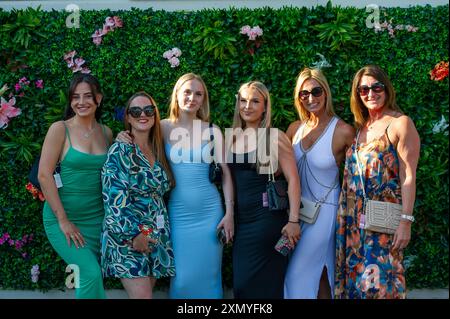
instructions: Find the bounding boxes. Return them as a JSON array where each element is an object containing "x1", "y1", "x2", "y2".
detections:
[{"x1": 43, "y1": 123, "x2": 108, "y2": 299}]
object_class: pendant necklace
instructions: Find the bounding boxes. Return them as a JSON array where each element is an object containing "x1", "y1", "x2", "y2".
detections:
[{"x1": 82, "y1": 124, "x2": 96, "y2": 139}]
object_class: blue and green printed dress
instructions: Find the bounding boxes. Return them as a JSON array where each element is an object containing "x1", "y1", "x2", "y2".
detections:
[
  {"x1": 335, "y1": 131, "x2": 405, "y2": 299},
  {"x1": 101, "y1": 142, "x2": 175, "y2": 279}
]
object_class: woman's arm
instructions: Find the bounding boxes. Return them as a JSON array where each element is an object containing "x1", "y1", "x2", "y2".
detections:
[
  {"x1": 391, "y1": 115, "x2": 420, "y2": 250},
  {"x1": 277, "y1": 130, "x2": 301, "y2": 246},
  {"x1": 213, "y1": 124, "x2": 234, "y2": 243}
]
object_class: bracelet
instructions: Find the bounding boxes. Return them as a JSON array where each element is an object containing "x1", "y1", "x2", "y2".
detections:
[
  {"x1": 288, "y1": 220, "x2": 299, "y2": 224},
  {"x1": 225, "y1": 200, "x2": 234, "y2": 205}
]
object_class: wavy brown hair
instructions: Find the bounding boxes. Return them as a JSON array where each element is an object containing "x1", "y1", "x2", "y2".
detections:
[
  {"x1": 124, "y1": 91, "x2": 175, "y2": 187},
  {"x1": 350, "y1": 65, "x2": 403, "y2": 129}
]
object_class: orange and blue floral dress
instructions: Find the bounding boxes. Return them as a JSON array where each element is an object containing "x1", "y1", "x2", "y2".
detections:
[{"x1": 335, "y1": 129, "x2": 406, "y2": 299}]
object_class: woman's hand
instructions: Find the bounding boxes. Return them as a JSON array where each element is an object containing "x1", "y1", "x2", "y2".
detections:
[
  {"x1": 392, "y1": 221, "x2": 411, "y2": 250},
  {"x1": 281, "y1": 222, "x2": 301, "y2": 247},
  {"x1": 132, "y1": 233, "x2": 157, "y2": 254},
  {"x1": 116, "y1": 130, "x2": 133, "y2": 144},
  {"x1": 59, "y1": 218, "x2": 85, "y2": 248},
  {"x1": 217, "y1": 213, "x2": 234, "y2": 244}
]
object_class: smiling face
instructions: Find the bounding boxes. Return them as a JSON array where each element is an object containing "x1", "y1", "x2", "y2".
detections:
[
  {"x1": 299, "y1": 78, "x2": 326, "y2": 115},
  {"x1": 239, "y1": 87, "x2": 265, "y2": 127},
  {"x1": 358, "y1": 75, "x2": 386, "y2": 112},
  {"x1": 176, "y1": 79, "x2": 205, "y2": 116},
  {"x1": 70, "y1": 82, "x2": 102, "y2": 118},
  {"x1": 126, "y1": 96, "x2": 155, "y2": 134}
]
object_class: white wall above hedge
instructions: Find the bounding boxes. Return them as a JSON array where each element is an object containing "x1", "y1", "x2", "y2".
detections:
[{"x1": 0, "y1": 0, "x2": 448, "y2": 11}]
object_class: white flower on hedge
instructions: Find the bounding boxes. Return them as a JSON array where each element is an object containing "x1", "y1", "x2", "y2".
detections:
[
  {"x1": 432, "y1": 115, "x2": 449, "y2": 135},
  {"x1": 31, "y1": 264, "x2": 40, "y2": 283},
  {"x1": 311, "y1": 53, "x2": 332, "y2": 69},
  {"x1": 171, "y1": 47, "x2": 182, "y2": 58}
]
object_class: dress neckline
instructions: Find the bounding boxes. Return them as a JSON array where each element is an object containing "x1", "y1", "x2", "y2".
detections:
[{"x1": 299, "y1": 116, "x2": 336, "y2": 153}]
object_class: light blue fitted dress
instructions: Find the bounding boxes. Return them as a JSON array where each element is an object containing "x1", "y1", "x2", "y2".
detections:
[{"x1": 165, "y1": 142, "x2": 224, "y2": 299}]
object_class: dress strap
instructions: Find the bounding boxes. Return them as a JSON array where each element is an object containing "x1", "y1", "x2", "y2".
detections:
[
  {"x1": 62, "y1": 121, "x2": 72, "y2": 147},
  {"x1": 384, "y1": 119, "x2": 395, "y2": 146}
]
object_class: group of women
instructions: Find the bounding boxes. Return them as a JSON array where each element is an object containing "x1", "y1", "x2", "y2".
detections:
[{"x1": 38, "y1": 64, "x2": 420, "y2": 299}]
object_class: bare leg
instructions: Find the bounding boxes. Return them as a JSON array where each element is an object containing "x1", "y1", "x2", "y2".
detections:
[
  {"x1": 317, "y1": 267, "x2": 331, "y2": 299},
  {"x1": 121, "y1": 277, "x2": 153, "y2": 299}
]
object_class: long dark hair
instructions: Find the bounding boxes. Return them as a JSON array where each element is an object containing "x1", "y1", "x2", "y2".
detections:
[{"x1": 64, "y1": 73, "x2": 103, "y2": 121}]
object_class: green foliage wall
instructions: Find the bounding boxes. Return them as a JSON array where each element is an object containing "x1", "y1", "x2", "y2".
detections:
[{"x1": 0, "y1": 4, "x2": 448, "y2": 291}]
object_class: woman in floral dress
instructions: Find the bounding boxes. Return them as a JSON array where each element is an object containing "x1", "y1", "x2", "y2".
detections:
[
  {"x1": 101, "y1": 92, "x2": 175, "y2": 299},
  {"x1": 335, "y1": 65, "x2": 420, "y2": 299}
]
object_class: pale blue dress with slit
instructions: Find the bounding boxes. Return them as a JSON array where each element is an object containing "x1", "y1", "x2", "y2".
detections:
[
  {"x1": 165, "y1": 142, "x2": 224, "y2": 299},
  {"x1": 284, "y1": 116, "x2": 340, "y2": 299}
]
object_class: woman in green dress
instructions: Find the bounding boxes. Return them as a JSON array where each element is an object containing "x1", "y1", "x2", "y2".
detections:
[
  {"x1": 101, "y1": 92, "x2": 176, "y2": 299},
  {"x1": 39, "y1": 74, "x2": 113, "y2": 299}
]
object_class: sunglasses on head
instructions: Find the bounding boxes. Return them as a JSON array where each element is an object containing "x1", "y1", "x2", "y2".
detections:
[
  {"x1": 357, "y1": 82, "x2": 385, "y2": 96},
  {"x1": 299, "y1": 87, "x2": 324, "y2": 100},
  {"x1": 127, "y1": 105, "x2": 155, "y2": 118}
]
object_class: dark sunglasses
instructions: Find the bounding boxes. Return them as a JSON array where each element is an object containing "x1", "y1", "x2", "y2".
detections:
[
  {"x1": 357, "y1": 82, "x2": 385, "y2": 96},
  {"x1": 127, "y1": 105, "x2": 155, "y2": 118},
  {"x1": 299, "y1": 87, "x2": 324, "y2": 100}
]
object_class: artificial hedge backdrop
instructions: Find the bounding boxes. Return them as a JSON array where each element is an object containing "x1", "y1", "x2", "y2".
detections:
[{"x1": 0, "y1": 3, "x2": 448, "y2": 291}]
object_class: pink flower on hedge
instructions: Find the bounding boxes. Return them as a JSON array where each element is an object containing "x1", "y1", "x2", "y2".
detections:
[
  {"x1": 163, "y1": 48, "x2": 182, "y2": 68},
  {"x1": 64, "y1": 51, "x2": 91, "y2": 74},
  {"x1": 92, "y1": 16, "x2": 123, "y2": 46},
  {"x1": 240, "y1": 25, "x2": 251, "y2": 35},
  {"x1": 35, "y1": 79, "x2": 44, "y2": 89},
  {"x1": 169, "y1": 56, "x2": 180, "y2": 68},
  {"x1": 92, "y1": 29, "x2": 104, "y2": 46},
  {"x1": 0, "y1": 96, "x2": 21, "y2": 129},
  {"x1": 241, "y1": 25, "x2": 263, "y2": 40}
]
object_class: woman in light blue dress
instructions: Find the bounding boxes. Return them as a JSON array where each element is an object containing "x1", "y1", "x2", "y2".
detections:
[
  {"x1": 163, "y1": 73, "x2": 234, "y2": 298},
  {"x1": 284, "y1": 68, "x2": 354, "y2": 299}
]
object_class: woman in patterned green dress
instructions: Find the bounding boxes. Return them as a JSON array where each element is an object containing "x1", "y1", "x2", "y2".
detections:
[
  {"x1": 335, "y1": 65, "x2": 420, "y2": 299},
  {"x1": 101, "y1": 92, "x2": 176, "y2": 299}
]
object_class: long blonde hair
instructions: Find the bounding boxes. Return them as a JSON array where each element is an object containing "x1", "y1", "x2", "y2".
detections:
[
  {"x1": 124, "y1": 91, "x2": 175, "y2": 187},
  {"x1": 168, "y1": 73, "x2": 210, "y2": 122},
  {"x1": 231, "y1": 81, "x2": 276, "y2": 173},
  {"x1": 350, "y1": 65, "x2": 403, "y2": 129},
  {"x1": 293, "y1": 68, "x2": 335, "y2": 121}
]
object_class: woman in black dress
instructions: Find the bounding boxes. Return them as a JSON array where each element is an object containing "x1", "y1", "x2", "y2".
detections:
[{"x1": 227, "y1": 81, "x2": 301, "y2": 298}]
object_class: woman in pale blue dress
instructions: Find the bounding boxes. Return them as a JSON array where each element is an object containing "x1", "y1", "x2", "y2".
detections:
[
  {"x1": 284, "y1": 68, "x2": 354, "y2": 299},
  {"x1": 163, "y1": 73, "x2": 234, "y2": 298}
]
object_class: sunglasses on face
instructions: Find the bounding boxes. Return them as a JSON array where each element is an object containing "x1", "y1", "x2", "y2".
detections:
[
  {"x1": 127, "y1": 105, "x2": 156, "y2": 118},
  {"x1": 299, "y1": 87, "x2": 324, "y2": 100},
  {"x1": 357, "y1": 82, "x2": 385, "y2": 96}
]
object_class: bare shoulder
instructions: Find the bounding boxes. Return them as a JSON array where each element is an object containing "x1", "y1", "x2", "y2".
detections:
[
  {"x1": 47, "y1": 120, "x2": 66, "y2": 136},
  {"x1": 103, "y1": 125, "x2": 113, "y2": 141},
  {"x1": 335, "y1": 118, "x2": 356, "y2": 140},
  {"x1": 286, "y1": 120, "x2": 302, "y2": 140}
]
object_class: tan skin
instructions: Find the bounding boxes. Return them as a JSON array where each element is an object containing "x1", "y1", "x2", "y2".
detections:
[
  {"x1": 117, "y1": 79, "x2": 235, "y2": 243},
  {"x1": 236, "y1": 87, "x2": 301, "y2": 246},
  {"x1": 286, "y1": 78, "x2": 355, "y2": 299},
  {"x1": 120, "y1": 95, "x2": 161, "y2": 299},
  {"x1": 356, "y1": 75, "x2": 420, "y2": 251},
  {"x1": 38, "y1": 82, "x2": 113, "y2": 249}
]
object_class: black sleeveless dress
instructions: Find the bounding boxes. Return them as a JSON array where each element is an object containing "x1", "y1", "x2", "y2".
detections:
[{"x1": 229, "y1": 151, "x2": 288, "y2": 299}]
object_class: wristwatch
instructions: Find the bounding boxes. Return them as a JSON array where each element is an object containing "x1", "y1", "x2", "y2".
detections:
[{"x1": 400, "y1": 214, "x2": 415, "y2": 222}]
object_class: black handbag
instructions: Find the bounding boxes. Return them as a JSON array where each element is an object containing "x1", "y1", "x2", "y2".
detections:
[
  {"x1": 208, "y1": 123, "x2": 222, "y2": 184},
  {"x1": 266, "y1": 162, "x2": 289, "y2": 211},
  {"x1": 29, "y1": 154, "x2": 61, "y2": 191}
]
